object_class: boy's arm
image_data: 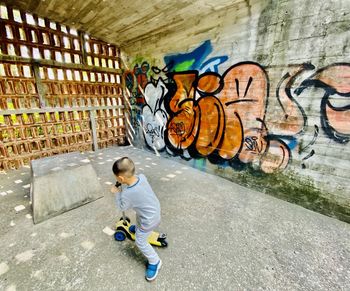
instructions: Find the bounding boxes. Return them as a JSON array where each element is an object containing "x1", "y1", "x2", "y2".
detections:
[{"x1": 115, "y1": 188, "x2": 132, "y2": 211}]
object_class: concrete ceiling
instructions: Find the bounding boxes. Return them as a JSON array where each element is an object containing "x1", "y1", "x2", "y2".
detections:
[{"x1": 6, "y1": 0, "x2": 242, "y2": 49}]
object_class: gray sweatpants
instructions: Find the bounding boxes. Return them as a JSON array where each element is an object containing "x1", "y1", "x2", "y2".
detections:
[{"x1": 135, "y1": 227, "x2": 160, "y2": 265}]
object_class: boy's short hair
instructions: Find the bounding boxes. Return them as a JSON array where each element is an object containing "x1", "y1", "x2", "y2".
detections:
[{"x1": 112, "y1": 157, "x2": 135, "y2": 177}]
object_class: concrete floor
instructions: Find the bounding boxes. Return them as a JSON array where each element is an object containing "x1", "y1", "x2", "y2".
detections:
[{"x1": 0, "y1": 145, "x2": 349, "y2": 291}]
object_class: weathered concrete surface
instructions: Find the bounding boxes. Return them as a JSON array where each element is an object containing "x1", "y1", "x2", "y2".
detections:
[
  {"x1": 121, "y1": 0, "x2": 350, "y2": 221},
  {"x1": 31, "y1": 152, "x2": 103, "y2": 224},
  {"x1": 7, "y1": 0, "x2": 243, "y2": 48},
  {"x1": 0, "y1": 146, "x2": 349, "y2": 290}
]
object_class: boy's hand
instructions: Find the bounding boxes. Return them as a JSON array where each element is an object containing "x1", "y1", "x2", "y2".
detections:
[{"x1": 110, "y1": 185, "x2": 120, "y2": 194}]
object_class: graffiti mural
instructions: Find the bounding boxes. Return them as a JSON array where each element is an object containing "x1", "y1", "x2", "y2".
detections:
[
  {"x1": 130, "y1": 41, "x2": 350, "y2": 174},
  {"x1": 140, "y1": 63, "x2": 173, "y2": 151},
  {"x1": 164, "y1": 62, "x2": 291, "y2": 173},
  {"x1": 134, "y1": 61, "x2": 150, "y2": 105},
  {"x1": 124, "y1": 58, "x2": 157, "y2": 144},
  {"x1": 139, "y1": 41, "x2": 228, "y2": 151},
  {"x1": 142, "y1": 77, "x2": 168, "y2": 151}
]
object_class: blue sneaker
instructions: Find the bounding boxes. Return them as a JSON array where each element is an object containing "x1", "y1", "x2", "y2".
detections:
[{"x1": 146, "y1": 260, "x2": 162, "y2": 281}]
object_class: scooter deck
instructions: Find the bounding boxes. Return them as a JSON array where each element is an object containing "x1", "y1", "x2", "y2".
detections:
[
  {"x1": 115, "y1": 218, "x2": 167, "y2": 247},
  {"x1": 130, "y1": 230, "x2": 164, "y2": 243}
]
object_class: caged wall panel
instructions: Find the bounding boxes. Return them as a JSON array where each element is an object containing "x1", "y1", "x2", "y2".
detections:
[{"x1": 0, "y1": 4, "x2": 127, "y2": 170}]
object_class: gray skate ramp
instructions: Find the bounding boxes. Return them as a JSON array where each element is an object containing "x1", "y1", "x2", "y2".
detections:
[{"x1": 31, "y1": 152, "x2": 103, "y2": 224}]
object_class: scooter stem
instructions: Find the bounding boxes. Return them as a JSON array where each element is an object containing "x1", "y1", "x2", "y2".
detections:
[{"x1": 122, "y1": 211, "x2": 127, "y2": 225}]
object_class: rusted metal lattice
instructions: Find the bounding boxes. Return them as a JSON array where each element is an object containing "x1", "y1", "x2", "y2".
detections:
[{"x1": 0, "y1": 4, "x2": 127, "y2": 171}]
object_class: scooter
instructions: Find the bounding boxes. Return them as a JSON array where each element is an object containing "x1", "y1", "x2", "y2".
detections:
[{"x1": 114, "y1": 211, "x2": 168, "y2": 247}]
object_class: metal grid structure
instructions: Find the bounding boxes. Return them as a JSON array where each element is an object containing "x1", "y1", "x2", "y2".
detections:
[{"x1": 0, "y1": 4, "x2": 127, "y2": 170}]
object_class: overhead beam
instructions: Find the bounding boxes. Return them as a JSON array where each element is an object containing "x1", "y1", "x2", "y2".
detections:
[{"x1": 0, "y1": 55, "x2": 123, "y2": 74}]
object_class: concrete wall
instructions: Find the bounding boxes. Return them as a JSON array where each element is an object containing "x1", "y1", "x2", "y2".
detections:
[{"x1": 121, "y1": 0, "x2": 350, "y2": 222}]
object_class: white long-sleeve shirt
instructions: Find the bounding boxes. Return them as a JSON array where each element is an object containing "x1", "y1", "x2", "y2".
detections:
[{"x1": 116, "y1": 174, "x2": 161, "y2": 231}]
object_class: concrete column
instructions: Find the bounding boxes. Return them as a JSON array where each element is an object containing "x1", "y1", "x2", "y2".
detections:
[
  {"x1": 89, "y1": 110, "x2": 98, "y2": 151},
  {"x1": 32, "y1": 63, "x2": 46, "y2": 108}
]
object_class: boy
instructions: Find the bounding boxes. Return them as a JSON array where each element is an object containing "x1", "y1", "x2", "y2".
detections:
[{"x1": 111, "y1": 157, "x2": 162, "y2": 281}]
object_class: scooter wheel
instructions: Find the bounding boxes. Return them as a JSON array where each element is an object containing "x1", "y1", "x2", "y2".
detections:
[
  {"x1": 160, "y1": 240, "x2": 168, "y2": 247},
  {"x1": 129, "y1": 224, "x2": 136, "y2": 234},
  {"x1": 114, "y1": 230, "x2": 126, "y2": 241},
  {"x1": 159, "y1": 233, "x2": 167, "y2": 239}
]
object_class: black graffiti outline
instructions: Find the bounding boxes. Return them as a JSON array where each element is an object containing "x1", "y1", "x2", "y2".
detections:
[
  {"x1": 151, "y1": 61, "x2": 174, "y2": 75},
  {"x1": 145, "y1": 123, "x2": 161, "y2": 144},
  {"x1": 261, "y1": 135, "x2": 292, "y2": 172},
  {"x1": 193, "y1": 71, "x2": 224, "y2": 97},
  {"x1": 245, "y1": 136, "x2": 265, "y2": 153},
  {"x1": 294, "y1": 62, "x2": 350, "y2": 144},
  {"x1": 275, "y1": 63, "x2": 314, "y2": 134},
  {"x1": 299, "y1": 124, "x2": 319, "y2": 153}
]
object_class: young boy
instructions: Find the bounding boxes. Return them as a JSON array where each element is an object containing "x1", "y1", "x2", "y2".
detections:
[{"x1": 111, "y1": 157, "x2": 162, "y2": 281}]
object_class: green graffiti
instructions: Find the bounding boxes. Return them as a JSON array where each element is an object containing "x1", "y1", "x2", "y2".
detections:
[{"x1": 174, "y1": 59, "x2": 195, "y2": 71}]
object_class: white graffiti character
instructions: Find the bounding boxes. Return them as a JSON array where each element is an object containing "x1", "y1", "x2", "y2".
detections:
[{"x1": 142, "y1": 78, "x2": 168, "y2": 151}]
